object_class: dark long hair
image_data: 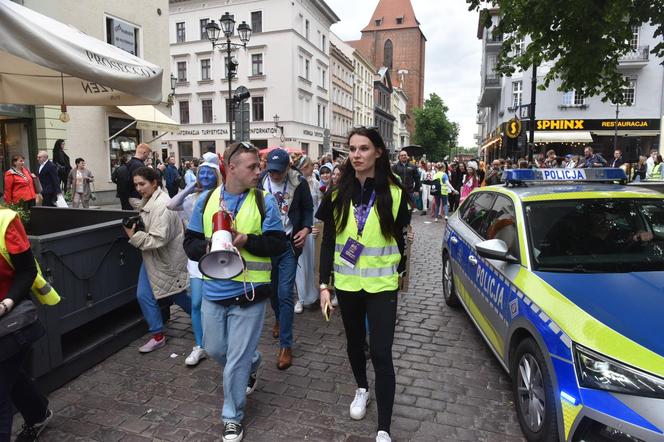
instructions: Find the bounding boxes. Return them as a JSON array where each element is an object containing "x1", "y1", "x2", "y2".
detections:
[{"x1": 331, "y1": 127, "x2": 403, "y2": 241}]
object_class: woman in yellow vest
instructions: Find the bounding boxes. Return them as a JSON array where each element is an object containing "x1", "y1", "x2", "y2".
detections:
[
  {"x1": 316, "y1": 127, "x2": 411, "y2": 442},
  {"x1": 0, "y1": 208, "x2": 53, "y2": 441}
]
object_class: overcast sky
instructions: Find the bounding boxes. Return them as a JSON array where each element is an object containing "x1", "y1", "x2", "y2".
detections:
[{"x1": 326, "y1": 0, "x2": 482, "y2": 147}]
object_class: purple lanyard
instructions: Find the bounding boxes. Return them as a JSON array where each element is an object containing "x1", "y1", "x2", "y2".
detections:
[{"x1": 354, "y1": 191, "x2": 376, "y2": 238}]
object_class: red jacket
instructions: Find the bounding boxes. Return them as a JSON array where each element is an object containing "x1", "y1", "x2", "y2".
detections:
[{"x1": 3, "y1": 167, "x2": 37, "y2": 204}]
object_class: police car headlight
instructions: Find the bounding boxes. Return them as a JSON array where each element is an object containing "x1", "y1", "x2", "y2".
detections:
[{"x1": 575, "y1": 345, "x2": 664, "y2": 399}]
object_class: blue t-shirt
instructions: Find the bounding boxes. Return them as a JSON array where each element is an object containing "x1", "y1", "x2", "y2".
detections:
[{"x1": 188, "y1": 188, "x2": 284, "y2": 301}]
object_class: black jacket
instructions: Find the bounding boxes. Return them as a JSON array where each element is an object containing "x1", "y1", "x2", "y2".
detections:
[
  {"x1": 610, "y1": 157, "x2": 625, "y2": 168},
  {"x1": 111, "y1": 164, "x2": 131, "y2": 197},
  {"x1": 38, "y1": 161, "x2": 60, "y2": 195},
  {"x1": 258, "y1": 169, "x2": 314, "y2": 257},
  {"x1": 126, "y1": 157, "x2": 145, "y2": 199},
  {"x1": 392, "y1": 162, "x2": 421, "y2": 193}
]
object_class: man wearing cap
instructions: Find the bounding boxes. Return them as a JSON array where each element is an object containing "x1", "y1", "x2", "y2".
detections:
[{"x1": 258, "y1": 149, "x2": 313, "y2": 370}]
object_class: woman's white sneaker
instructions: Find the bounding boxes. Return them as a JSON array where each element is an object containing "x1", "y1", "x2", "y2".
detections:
[
  {"x1": 376, "y1": 431, "x2": 391, "y2": 442},
  {"x1": 185, "y1": 346, "x2": 207, "y2": 366},
  {"x1": 294, "y1": 301, "x2": 303, "y2": 314},
  {"x1": 349, "y1": 388, "x2": 370, "y2": 420}
]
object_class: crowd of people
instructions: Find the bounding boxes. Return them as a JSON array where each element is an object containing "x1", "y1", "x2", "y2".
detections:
[{"x1": 2, "y1": 135, "x2": 663, "y2": 442}]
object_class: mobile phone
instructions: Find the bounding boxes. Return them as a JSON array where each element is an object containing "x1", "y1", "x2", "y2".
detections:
[{"x1": 322, "y1": 302, "x2": 332, "y2": 322}]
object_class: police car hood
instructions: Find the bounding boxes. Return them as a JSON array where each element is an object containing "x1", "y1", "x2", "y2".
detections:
[{"x1": 534, "y1": 271, "x2": 664, "y2": 359}]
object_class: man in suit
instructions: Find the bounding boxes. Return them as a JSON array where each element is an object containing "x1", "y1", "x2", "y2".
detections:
[
  {"x1": 37, "y1": 151, "x2": 61, "y2": 207},
  {"x1": 611, "y1": 148, "x2": 625, "y2": 168}
]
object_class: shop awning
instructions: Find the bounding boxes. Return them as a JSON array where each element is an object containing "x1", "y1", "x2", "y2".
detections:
[
  {"x1": 117, "y1": 106, "x2": 179, "y2": 132},
  {"x1": 529, "y1": 131, "x2": 593, "y2": 143},
  {"x1": 0, "y1": 0, "x2": 163, "y2": 105}
]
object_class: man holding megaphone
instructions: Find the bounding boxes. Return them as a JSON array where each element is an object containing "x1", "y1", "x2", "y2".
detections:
[{"x1": 183, "y1": 142, "x2": 287, "y2": 442}]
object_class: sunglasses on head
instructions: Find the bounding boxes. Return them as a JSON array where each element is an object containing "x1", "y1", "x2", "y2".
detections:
[
  {"x1": 226, "y1": 141, "x2": 256, "y2": 163},
  {"x1": 352, "y1": 125, "x2": 379, "y2": 131}
]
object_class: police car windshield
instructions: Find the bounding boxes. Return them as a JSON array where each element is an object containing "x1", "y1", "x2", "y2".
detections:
[{"x1": 525, "y1": 199, "x2": 664, "y2": 273}]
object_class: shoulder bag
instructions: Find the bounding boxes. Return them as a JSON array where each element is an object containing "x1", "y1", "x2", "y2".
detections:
[{"x1": 0, "y1": 299, "x2": 46, "y2": 361}]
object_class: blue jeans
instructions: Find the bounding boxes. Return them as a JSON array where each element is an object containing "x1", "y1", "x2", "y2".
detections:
[
  {"x1": 270, "y1": 246, "x2": 297, "y2": 348},
  {"x1": 202, "y1": 298, "x2": 266, "y2": 423},
  {"x1": 191, "y1": 277, "x2": 204, "y2": 347},
  {"x1": 137, "y1": 263, "x2": 192, "y2": 334},
  {"x1": 434, "y1": 194, "x2": 448, "y2": 219}
]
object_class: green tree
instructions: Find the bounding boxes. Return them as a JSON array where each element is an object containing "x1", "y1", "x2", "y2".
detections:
[
  {"x1": 467, "y1": 0, "x2": 664, "y2": 103},
  {"x1": 412, "y1": 94, "x2": 459, "y2": 161}
]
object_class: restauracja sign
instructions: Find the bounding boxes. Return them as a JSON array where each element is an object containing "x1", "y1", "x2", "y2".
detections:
[{"x1": 534, "y1": 119, "x2": 660, "y2": 131}]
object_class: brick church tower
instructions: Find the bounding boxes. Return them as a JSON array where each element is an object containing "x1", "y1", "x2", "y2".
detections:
[{"x1": 349, "y1": 0, "x2": 426, "y2": 136}]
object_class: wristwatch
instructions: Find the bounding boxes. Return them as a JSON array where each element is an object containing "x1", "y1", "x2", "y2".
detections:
[{"x1": 319, "y1": 283, "x2": 330, "y2": 291}]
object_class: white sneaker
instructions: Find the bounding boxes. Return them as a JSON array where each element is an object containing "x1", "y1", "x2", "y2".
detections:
[
  {"x1": 331, "y1": 296, "x2": 339, "y2": 307},
  {"x1": 185, "y1": 346, "x2": 207, "y2": 366},
  {"x1": 294, "y1": 301, "x2": 303, "y2": 314},
  {"x1": 349, "y1": 388, "x2": 370, "y2": 420},
  {"x1": 376, "y1": 431, "x2": 391, "y2": 442}
]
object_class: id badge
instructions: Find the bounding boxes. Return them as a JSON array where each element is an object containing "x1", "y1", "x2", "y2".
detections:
[{"x1": 339, "y1": 238, "x2": 364, "y2": 268}]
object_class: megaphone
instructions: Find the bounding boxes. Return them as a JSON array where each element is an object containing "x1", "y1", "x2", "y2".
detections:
[{"x1": 199, "y1": 211, "x2": 245, "y2": 279}]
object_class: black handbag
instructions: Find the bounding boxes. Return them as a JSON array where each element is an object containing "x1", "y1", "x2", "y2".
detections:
[{"x1": 0, "y1": 300, "x2": 45, "y2": 361}]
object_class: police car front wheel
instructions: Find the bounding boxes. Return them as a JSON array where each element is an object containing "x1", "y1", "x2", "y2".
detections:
[
  {"x1": 442, "y1": 253, "x2": 460, "y2": 308},
  {"x1": 511, "y1": 338, "x2": 558, "y2": 442}
]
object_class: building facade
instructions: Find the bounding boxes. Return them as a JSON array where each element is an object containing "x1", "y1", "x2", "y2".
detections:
[
  {"x1": 1, "y1": 0, "x2": 171, "y2": 201},
  {"x1": 392, "y1": 87, "x2": 409, "y2": 149},
  {"x1": 374, "y1": 67, "x2": 395, "y2": 153},
  {"x1": 348, "y1": 0, "x2": 425, "y2": 136},
  {"x1": 329, "y1": 34, "x2": 354, "y2": 156},
  {"x1": 477, "y1": 11, "x2": 664, "y2": 162},
  {"x1": 165, "y1": 0, "x2": 339, "y2": 161}
]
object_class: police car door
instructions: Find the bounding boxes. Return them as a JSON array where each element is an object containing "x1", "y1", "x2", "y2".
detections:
[{"x1": 474, "y1": 195, "x2": 522, "y2": 348}]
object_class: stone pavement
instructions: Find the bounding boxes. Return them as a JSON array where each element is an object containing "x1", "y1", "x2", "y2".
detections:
[{"x1": 14, "y1": 215, "x2": 525, "y2": 442}]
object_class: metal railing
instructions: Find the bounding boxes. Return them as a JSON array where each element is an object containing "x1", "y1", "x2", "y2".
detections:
[
  {"x1": 485, "y1": 73, "x2": 501, "y2": 86},
  {"x1": 620, "y1": 45, "x2": 649, "y2": 63}
]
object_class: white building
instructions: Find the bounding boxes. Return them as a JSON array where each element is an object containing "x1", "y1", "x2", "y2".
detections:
[
  {"x1": 392, "y1": 86, "x2": 409, "y2": 149},
  {"x1": 165, "y1": 0, "x2": 339, "y2": 160},
  {"x1": 0, "y1": 0, "x2": 172, "y2": 202},
  {"x1": 329, "y1": 34, "x2": 354, "y2": 155},
  {"x1": 350, "y1": 49, "x2": 376, "y2": 129}
]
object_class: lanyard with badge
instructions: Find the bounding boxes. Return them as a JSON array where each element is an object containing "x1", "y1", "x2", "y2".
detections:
[
  {"x1": 267, "y1": 178, "x2": 289, "y2": 215},
  {"x1": 339, "y1": 189, "x2": 376, "y2": 268}
]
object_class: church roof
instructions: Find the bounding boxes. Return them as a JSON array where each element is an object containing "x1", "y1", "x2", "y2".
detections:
[{"x1": 362, "y1": 0, "x2": 421, "y2": 32}]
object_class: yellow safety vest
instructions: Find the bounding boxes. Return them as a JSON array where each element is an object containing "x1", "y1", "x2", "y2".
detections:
[
  {"x1": 0, "y1": 208, "x2": 61, "y2": 305},
  {"x1": 202, "y1": 187, "x2": 271, "y2": 283},
  {"x1": 333, "y1": 185, "x2": 402, "y2": 293},
  {"x1": 651, "y1": 163, "x2": 662, "y2": 180}
]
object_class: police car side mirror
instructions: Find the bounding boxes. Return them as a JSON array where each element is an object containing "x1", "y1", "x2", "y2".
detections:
[{"x1": 476, "y1": 239, "x2": 519, "y2": 264}]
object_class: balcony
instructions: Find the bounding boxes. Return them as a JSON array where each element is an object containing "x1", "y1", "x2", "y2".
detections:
[
  {"x1": 619, "y1": 45, "x2": 649, "y2": 68},
  {"x1": 485, "y1": 32, "x2": 503, "y2": 51},
  {"x1": 478, "y1": 73, "x2": 501, "y2": 107}
]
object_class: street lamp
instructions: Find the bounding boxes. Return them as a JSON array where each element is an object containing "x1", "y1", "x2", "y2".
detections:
[
  {"x1": 167, "y1": 73, "x2": 177, "y2": 108},
  {"x1": 205, "y1": 13, "x2": 252, "y2": 144},
  {"x1": 274, "y1": 114, "x2": 285, "y2": 146}
]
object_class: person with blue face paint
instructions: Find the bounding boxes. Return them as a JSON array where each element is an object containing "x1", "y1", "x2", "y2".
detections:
[{"x1": 168, "y1": 152, "x2": 222, "y2": 366}]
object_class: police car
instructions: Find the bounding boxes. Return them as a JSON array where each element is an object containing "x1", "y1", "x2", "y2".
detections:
[{"x1": 441, "y1": 168, "x2": 664, "y2": 442}]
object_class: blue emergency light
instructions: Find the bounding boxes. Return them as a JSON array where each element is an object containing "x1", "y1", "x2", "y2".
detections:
[{"x1": 503, "y1": 168, "x2": 627, "y2": 184}]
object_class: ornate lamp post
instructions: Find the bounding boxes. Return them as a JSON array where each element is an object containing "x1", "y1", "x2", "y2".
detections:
[{"x1": 206, "y1": 13, "x2": 251, "y2": 143}]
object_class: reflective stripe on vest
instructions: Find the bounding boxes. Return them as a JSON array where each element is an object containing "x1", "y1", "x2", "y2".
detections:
[
  {"x1": 333, "y1": 185, "x2": 402, "y2": 293},
  {"x1": 202, "y1": 187, "x2": 271, "y2": 283},
  {"x1": 0, "y1": 208, "x2": 61, "y2": 305}
]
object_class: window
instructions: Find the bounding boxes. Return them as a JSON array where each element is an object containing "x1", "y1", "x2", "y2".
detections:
[
  {"x1": 224, "y1": 56, "x2": 229, "y2": 78},
  {"x1": 108, "y1": 117, "x2": 139, "y2": 173},
  {"x1": 622, "y1": 78, "x2": 636, "y2": 105},
  {"x1": 176, "y1": 22, "x2": 186, "y2": 43},
  {"x1": 321, "y1": 69, "x2": 326, "y2": 87},
  {"x1": 322, "y1": 106, "x2": 326, "y2": 128},
  {"x1": 396, "y1": 17, "x2": 404, "y2": 25},
  {"x1": 562, "y1": 90, "x2": 585, "y2": 106},
  {"x1": 484, "y1": 196, "x2": 520, "y2": 259},
  {"x1": 317, "y1": 104, "x2": 322, "y2": 126},
  {"x1": 106, "y1": 17, "x2": 139, "y2": 56},
  {"x1": 200, "y1": 18, "x2": 209, "y2": 40},
  {"x1": 177, "y1": 61, "x2": 187, "y2": 82},
  {"x1": 513, "y1": 38, "x2": 525, "y2": 56},
  {"x1": 201, "y1": 99, "x2": 213, "y2": 123},
  {"x1": 252, "y1": 97, "x2": 264, "y2": 121},
  {"x1": 512, "y1": 81, "x2": 523, "y2": 108},
  {"x1": 384, "y1": 40, "x2": 393, "y2": 69},
  {"x1": 301, "y1": 142, "x2": 309, "y2": 154},
  {"x1": 252, "y1": 54, "x2": 263, "y2": 76},
  {"x1": 461, "y1": 193, "x2": 496, "y2": 238},
  {"x1": 321, "y1": 35, "x2": 326, "y2": 52},
  {"x1": 305, "y1": 59, "x2": 310, "y2": 80},
  {"x1": 375, "y1": 18, "x2": 382, "y2": 26},
  {"x1": 179, "y1": 101, "x2": 189, "y2": 124},
  {"x1": 305, "y1": 19, "x2": 310, "y2": 40},
  {"x1": 178, "y1": 141, "x2": 193, "y2": 159},
  {"x1": 225, "y1": 99, "x2": 235, "y2": 122},
  {"x1": 200, "y1": 140, "x2": 216, "y2": 153},
  {"x1": 630, "y1": 25, "x2": 639, "y2": 50},
  {"x1": 251, "y1": 11, "x2": 262, "y2": 33},
  {"x1": 200, "y1": 59, "x2": 211, "y2": 80}
]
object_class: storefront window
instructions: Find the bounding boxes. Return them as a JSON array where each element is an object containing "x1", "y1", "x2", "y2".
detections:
[
  {"x1": 200, "y1": 140, "x2": 216, "y2": 153},
  {"x1": 108, "y1": 117, "x2": 139, "y2": 174},
  {"x1": 179, "y1": 141, "x2": 193, "y2": 160}
]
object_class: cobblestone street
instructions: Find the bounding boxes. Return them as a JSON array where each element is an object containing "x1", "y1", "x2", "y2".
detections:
[{"x1": 15, "y1": 216, "x2": 525, "y2": 441}]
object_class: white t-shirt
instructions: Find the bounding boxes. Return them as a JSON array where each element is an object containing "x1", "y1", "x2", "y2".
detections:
[{"x1": 266, "y1": 175, "x2": 293, "y2": 235}]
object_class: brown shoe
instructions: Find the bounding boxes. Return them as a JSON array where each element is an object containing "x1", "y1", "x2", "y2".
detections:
[
  {"x1": 277, "y1": 347, "x2": 292, "y2": 370},
  {"x1": 272, "y1": 321, "x2": 280, "y2": 339}
]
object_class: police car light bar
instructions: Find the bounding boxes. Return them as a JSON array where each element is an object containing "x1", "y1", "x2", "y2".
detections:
[{"x1": 503, "y1": 168, "x2": 627, "y2": 184}]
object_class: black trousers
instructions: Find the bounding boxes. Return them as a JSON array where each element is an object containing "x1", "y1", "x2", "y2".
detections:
[
  {"x1": 41, "y1": 193, "x2": 56, "y2": 207},
  {"x1": 0, "y1": 346, "x2": 49, "y2": 442},
  {"x1": 336, "y1": 289, "x2": 397, "y2": 434},
  {"x1": 448, "y1": 192, "x2": 460, "y2": 213}
]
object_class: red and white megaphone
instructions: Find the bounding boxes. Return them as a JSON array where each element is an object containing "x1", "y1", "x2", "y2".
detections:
[{"x1": 199, "y1": 211, "x2": 245, "y2": 279}]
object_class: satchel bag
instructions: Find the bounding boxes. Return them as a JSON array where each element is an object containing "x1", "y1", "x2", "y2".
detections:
[
  {"x1": 0, "y1": 299, "x2": 45, "y2": 361},
  {"x1": 0, "y1": 299, "x2": 39, "y2": 339}
]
